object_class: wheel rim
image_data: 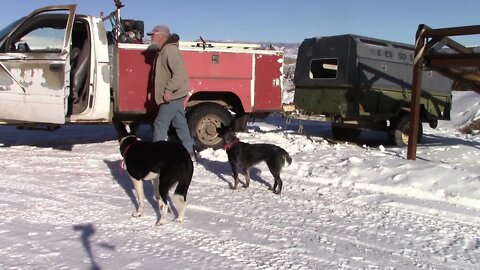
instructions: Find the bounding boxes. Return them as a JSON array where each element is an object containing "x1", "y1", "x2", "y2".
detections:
[{"x1": 196, "y1": 114, "x2": 223, "y2": 147}]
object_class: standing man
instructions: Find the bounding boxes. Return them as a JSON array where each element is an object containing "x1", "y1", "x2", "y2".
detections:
[{"x1": 147, "y1": 25, "x2": 196, "y2": 161}]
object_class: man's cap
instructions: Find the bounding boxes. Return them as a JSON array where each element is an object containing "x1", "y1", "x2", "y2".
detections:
[{"x1": 146, "y1": 25, "x2": 171, "y2": 36}]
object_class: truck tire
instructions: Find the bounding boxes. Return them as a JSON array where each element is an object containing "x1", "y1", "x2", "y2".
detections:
[
  {"x1": 187, "y1": 103, "x2": 233, "y2": 151},
  {"x1": 331, "y1": 124, "x2": 362, "y2": 142},
  {"x1": 389, "y1": 114, "x2": 423, "y2": 146}
]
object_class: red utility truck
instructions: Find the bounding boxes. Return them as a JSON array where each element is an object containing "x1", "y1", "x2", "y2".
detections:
[{"x1": 0, "y1": 3, "x2": 284, "y2": 150}]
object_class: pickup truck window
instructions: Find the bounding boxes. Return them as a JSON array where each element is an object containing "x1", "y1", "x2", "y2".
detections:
[
  {"x1": 0, "y1": 18, "x2": 24, "y2": 46},
  {"x1": 5, "y1": 14, "x2": 68, "y2": 53},
  {"x1": 14, "y1": 27, "x2": 65, "y2": 52}
]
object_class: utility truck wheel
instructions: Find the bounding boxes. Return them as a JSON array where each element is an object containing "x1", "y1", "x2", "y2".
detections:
[
  {"x1": 389, "y1": 114, "x2": 423, "y2": 146},
  {"x1": 187, "y1": 103, "x2": 233, "y2": 151},
  {"x1": 331, "y1": 124, "x2": 362, "y2": 142}
]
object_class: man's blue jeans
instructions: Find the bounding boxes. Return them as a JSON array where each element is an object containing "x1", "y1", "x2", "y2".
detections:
[{"x1": 153, "y1": 98, "x2": 195, "y2": 154}]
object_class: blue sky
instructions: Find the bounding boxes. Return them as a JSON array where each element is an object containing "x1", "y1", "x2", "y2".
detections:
[{"x1": 1, "y1": 0, "x2": 479, "y2": 45}]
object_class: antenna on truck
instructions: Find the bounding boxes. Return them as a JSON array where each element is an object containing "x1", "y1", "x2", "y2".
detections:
[{"x1": 199, "y1": 36, "x2": 207, "y2": 50}]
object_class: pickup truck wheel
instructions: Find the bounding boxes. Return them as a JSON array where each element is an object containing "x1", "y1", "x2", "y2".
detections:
[
  {"x1": 331, "y1": 124, "x2": 362, "y2": 141},
  {"x1": 389, "y1": 114, "x2": 423, "y2": 146},
  {"x1": 187, "y1": 103, "x2": 233, "y2": 151}
]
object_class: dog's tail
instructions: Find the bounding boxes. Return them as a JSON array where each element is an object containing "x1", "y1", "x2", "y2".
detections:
[{"x1": 281, "y1": 149, "x2": 292, "y2": 167}]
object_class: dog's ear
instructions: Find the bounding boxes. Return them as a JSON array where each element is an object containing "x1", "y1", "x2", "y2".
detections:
[
  {"x1": 113, "y1": 119, "x2": 131, "y2": 141},
  {"x1": 222, "y1": 121, "x2": 235, "y2": 130}
]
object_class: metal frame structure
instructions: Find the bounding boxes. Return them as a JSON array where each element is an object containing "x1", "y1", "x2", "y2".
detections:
[{"x1": 408, "y1": 24, "x2": 480, "y2": 160}]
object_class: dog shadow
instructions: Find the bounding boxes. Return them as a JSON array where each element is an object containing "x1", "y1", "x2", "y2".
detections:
[
  {"x1": 196, "y1": 157, "x2": 232, "y2": 187},
  {"x1": 243, "y1": 167, "x2": 273, "y2": 191},
  {"x1": 104, "y1": 160, "x2": 158, "y2": 215},
  {"x1": 197, "y1": 156, "x2": 272, "y2": 190}
]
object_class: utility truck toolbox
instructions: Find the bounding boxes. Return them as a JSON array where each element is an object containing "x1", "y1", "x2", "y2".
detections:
[
  {"x1": 115, "y1": 43, "x2": 284, "y2": 115},
  {"x1": 291, "y1": 34, "x2": 452, "y2": 146},
  {"x1": 114, "y1": 42, "x2": 283, "y2": 150}
]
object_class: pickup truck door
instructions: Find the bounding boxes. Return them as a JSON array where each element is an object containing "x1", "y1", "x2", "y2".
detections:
[{"x1": 0, "y1": 5, "x2": 76, "y2": 124}]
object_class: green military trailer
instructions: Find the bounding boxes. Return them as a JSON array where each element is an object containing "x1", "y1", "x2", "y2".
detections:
[{"x1": 286, "y1": 34, "x2": 452, "y2": 146}]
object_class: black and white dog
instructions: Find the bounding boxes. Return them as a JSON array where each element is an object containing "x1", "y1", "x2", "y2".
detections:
[
  {"x1": 117, "y1": 126, "x2": 193, "y2": 225},
  {"x1": 217, "y1": 125, "x2": 292, "y2": 194}
]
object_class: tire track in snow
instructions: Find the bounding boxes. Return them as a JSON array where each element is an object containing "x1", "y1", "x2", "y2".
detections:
[
  {"x1": 190, "y1": 162, "x2": 480, "y2": 269},
  {"x1": 1, "y1": 133, "x2": 479, "y2": 269}
]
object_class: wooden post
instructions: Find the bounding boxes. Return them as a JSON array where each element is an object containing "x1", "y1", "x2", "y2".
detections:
[{"x1": 407, "y1": 25, "x2": 426, "y2": 160}]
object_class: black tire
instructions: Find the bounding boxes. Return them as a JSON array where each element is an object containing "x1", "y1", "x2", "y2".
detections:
[
  {"x1": 331, "y1": 124, "x2": 362, "y2": 141},
  {"x1": 187, "y1": 103, "x2": 233, "y2": 151},
  {"x1": 389, "y1": 114, "x2": 423, "y2": 146}
]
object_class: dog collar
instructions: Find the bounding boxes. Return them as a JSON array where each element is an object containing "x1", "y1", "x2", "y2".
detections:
[
  {"x1": 122, "y1": 140, "x2": 140, "y2": 158},
  {"x1": 223, "y1": 138, "x2": 240, "y2": 150}
]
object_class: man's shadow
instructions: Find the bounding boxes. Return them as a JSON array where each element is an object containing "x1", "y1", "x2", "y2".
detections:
[{"x1": 72, "y1": 223, "x2": 115, "y2": 270}]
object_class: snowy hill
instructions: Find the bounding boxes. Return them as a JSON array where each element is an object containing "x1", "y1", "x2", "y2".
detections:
[{"x1": 0, "y1": 91, "x2": 478, "y2": 269}]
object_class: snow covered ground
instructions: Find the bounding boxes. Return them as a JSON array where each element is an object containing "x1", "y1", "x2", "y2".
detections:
[{"x1": 0, "y1": 92, "x2": 478, "y2": 269}]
